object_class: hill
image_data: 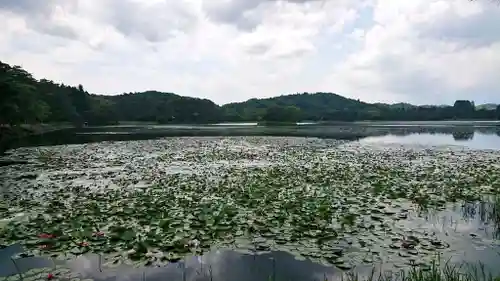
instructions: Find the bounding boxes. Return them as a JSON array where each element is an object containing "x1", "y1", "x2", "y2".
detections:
[
  {"x1": 476, "y1": 103, "x2": 498, "y2": 111},
  {"x1": 103, "y1": 91, "x2": 221, "y2": 124},
  {"x1": 222, "y1": 92, "x2": 377, "y2": 121},
  {"x1": 1, "y1": 60, "x2": 500, "y2": 126},
  {"x1": 223, "y1": 94, "x2": 500, "y2": 122},
  {"x1": 1, "y1": 61, "x2": 221, "y2": 126}
]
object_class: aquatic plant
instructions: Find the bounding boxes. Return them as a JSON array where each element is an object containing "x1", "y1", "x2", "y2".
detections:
[
  {"x1": 337, "y1": 260, "x2": 500, "y2": 281},
  {"x1": 0, "y1": 137, "x2": 499, "y2": 269}
]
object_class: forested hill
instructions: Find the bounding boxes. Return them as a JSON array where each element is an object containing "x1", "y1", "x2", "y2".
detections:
[
  {"x1": 103, "y1": 91, "x2": 221, "y2": 123},
  {"x1": 1, "y1": 61, "x2": 221, "y2": 125},
  {"x1": 223, "y1": 95, "x2": 500, "y2": 122},
  {"x1": 1, "y1": 60, "x2": 500, "y2": 126},
  {"x1": 222, "y1": 93, "x2": 376, "y2": 122}
]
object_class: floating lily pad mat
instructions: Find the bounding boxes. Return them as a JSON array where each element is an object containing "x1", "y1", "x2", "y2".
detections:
[{"x1": 0, "y1": 137, "x2": 499, "y2": 271}]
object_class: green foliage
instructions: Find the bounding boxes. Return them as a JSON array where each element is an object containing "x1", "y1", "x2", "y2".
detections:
[
  {"x1": 341, "y1": 259, "x2": 500, "y2": 281},
  {"x1": 222, "y1": 93, "x2": 496, "y2": 122},
  {"x1": 105, "y1": 91, "x2": 221, "y2": 124},
  {"x1": 0, "y1": 61, "x2": 221, "y2": 126},
  {"x1": 0, "y1": 62, "x2": 49, "y2": 124},
  {"x1": 222, "y1": 92, "x2": 375, "y2": 121},
  {"x1": 261, "y1": 105, "x2": 302, "y2": 122},
  {"x1": 2, "y1": 137, "x2": 500, "y2": 269},
  {"x1": 0, "y1": 61, "x2": 498, "y2": 125},
  {"x1": 453, "y1": 100, "x2": 475, "y2": 119}
]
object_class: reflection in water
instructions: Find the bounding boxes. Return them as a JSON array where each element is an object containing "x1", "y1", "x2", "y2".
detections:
[
  {"x1": 2, "y1": 124, "x2": 500, "y2": 280},
  {"x1": 2, "y1": 196, "x2": 500, "y2": 280},
  {"x1": 0, "y1": 247, "x2": 349, "y2": 281},
  {"x1": 360, "y1": 131, "x2": 500, "y2": 150},
  {"x1": 411, "y1": 197, "x2": 500, "y2": 270},
  {"x1": 452, "y1": 130, "x2": 475, "y2": 141},
  {"x1": 461, "y1": 198, "x2": 500, "y2": 239},
  {"x1": 3, "y1": 124, "x2": 500, "y2": 152},
  {"x1": 72, "y1": 250, "x2": 346, "y2": 281}
]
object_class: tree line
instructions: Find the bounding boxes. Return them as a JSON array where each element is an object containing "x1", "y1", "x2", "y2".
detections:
[
  {"x1": 1, "y1": 61, "x2": 499, "y2": 126},
  {"x1": 1, "y1": 61, "x2": 221, "y2": 126}
]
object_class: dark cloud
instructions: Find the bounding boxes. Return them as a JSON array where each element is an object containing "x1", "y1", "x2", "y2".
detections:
[
  {"x1": 275, "y1": 47, "x2": 313, "y2": 59},
  {"x1": 0, "y1": 0, "x2": 79, "y2": 40},
  {"x1": 0, "y1": 0, "x2": 198, "y2": 42},
  {"x1": 0, "y1": 0, "x2": 55, "y2": 14},
  {"x1": 203, "y1": 0, "x2": 325, "y2": 31},
  {"x1": 99, "y1": 0, "x2": 199, "y2": 42},
  {"x1": 418, "y1": 8, "x2": 500, "y2": 47},
  {"x1": 245, "y1": 43, "x2": 272, "y2": 54},
  {"x1": 203, "y1": 0, "x2": 265, "y2": 31},
  {"x1": 35, "y1": 22, "x2": 79, "y2": 40}
]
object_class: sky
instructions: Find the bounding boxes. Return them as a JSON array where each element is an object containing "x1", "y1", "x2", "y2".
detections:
[{"x1": 1, "y1": 0, "x2": 499, "y2": 105}]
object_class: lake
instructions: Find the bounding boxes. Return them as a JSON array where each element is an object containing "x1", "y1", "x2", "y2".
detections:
[
  {"x1": 360, "y1": 132, "x2": 500, "y2": 150},
  {"x1": 5, "y1": 122, "x2": 500, "y2": 149},
  {"x1": 0, "y1": 123, "x2": 499, "y2": 281}
]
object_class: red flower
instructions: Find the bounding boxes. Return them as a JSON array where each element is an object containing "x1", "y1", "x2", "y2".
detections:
[
  {"x1": 38, "y1": 233, "x2": 55, "y2": 239},
  {"x1": 79, "y1": 241, "x2": 89, "y2": 247},
  {"x1": 93, "y1": 231, "x2": 105, "y2": 237},
  {"x1": 47, "y1": 273, "x2": 54, "y2": 280}
]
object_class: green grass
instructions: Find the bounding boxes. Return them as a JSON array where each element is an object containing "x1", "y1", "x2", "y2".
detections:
[
  {"x1": 493, "y1": 196, "x2": 500, "y2": 226},
  {"x1": 337, "y1": 262, "x2": 500, "y2": 281}
]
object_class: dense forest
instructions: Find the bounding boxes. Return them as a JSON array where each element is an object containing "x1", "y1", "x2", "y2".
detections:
[
  {"x1": 223, "y1": 94, "x2": 500, "y2": 122},
  {"x1": 1, "y1": 61, "x2": 500, "y2": 126},
  {"x1": 1, "y1": 61, "x2": 221, "y2": 126}
]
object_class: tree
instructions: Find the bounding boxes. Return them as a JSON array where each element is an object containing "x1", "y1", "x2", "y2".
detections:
[
  {"x1": 0, "y1": 62, "x2": 50, "y2": 124},
  {"x1": 223, "y1": 92, "x2": 373, "y2": 121},
  {"x1": 86, "y1": 96, "x2": 118, "y2": 125},
  {"x1": 1, "y1": 60, "x2": 499, "y2": 126},
  {"x1": 262, "y1": 105, "x2": 303, "y2": 122},
  {"x1": 453, "y1": 100, "x2": 475, "y2": 119},
  {"x1": 452, "y1": 128, "x2": 475, "y2": 141}
]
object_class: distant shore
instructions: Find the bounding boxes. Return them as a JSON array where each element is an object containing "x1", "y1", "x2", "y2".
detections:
[
  {"x1": 1, "y1": 120, "x2": 500, "y2": 155},
  {"x1": 0, "y1": 124, "x2": 72, "y2": 155}
]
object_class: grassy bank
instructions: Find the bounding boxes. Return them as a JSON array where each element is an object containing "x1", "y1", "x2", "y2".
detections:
[
  {"x1": 338, "y1": 262, "x2": 500, "y2": 281},
  {"x1": 0, "y1": 124, "x2": 73, "y2": 155}
]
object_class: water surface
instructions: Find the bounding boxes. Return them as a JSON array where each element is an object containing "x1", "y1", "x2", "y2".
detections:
[
  {"x1": 360, "y1": 132, "x2": 500, "y2": 150},
  {"x1": 1, "y1": 124, "x2": 500, "y2": 280},
  {"x1": 5, "y1": 122, "x2": 500, "y2": 151}
]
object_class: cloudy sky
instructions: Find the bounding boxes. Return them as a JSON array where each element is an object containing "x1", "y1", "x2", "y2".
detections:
[{"x1": 1, "y1": 0, "x2": 499, "y2": 105}]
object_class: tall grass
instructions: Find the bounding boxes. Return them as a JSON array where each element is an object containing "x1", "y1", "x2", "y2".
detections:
[
  {"x1": 330, "y1": 260, "x2": 500, "y2": 281},
  {"x1": 4, "y1": 257, "x2": 500, "y2": 281}
]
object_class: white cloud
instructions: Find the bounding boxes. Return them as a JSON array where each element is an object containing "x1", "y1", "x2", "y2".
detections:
[
  {"x1": 0, "y1": 0, "x2": 499, "y2": 105},
  {"x1": 324, "y1": 0, "x2": 500, "y2": 105}
]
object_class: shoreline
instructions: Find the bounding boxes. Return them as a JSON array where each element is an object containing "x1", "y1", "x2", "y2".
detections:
[{"x1": 0, "y1": 124, "x2": 73, "y2": 155}]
